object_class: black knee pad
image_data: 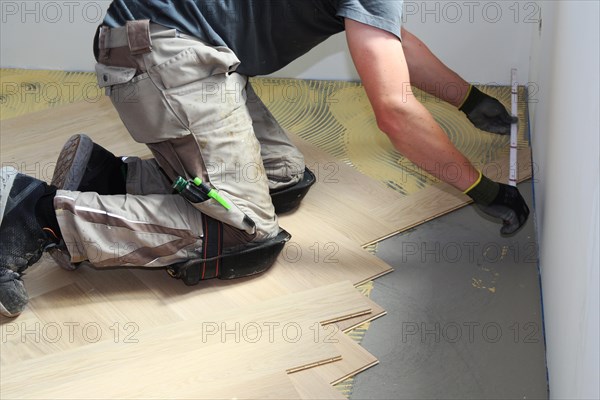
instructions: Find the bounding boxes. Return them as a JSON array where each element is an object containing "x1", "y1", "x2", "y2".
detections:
[
  {"x1": 167, "y1": 227, "x2": 291, "y2": 286},
  {"x1": 270, "y1": 168, "x2": 316, "y2": 214}
]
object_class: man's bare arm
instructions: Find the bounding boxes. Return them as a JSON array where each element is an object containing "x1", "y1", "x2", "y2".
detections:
[
  {"x1": 400, "y1": 28, "x2": 517, "y2": 135},
  {"x1": 400, "y1": 28, "x2": 470, "y2": 107},
  {"x1": 344, "y1": 18, "x2": 478, "y2": 191}
]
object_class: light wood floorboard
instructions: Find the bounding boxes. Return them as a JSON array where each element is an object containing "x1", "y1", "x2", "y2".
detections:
[{"x1": 1, "y1": 282, "x2": 371, "y2": 398}]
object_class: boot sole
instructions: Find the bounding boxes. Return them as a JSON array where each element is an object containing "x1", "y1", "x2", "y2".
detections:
[
  {"x1": 0, "y1": 274, "x2": 28, "y2": 318},
  {"x1": 51, "y1": 134, "x2": 94, "y2": 190},
  {"x1": 0, "y1": 301, "x2": 20, "y2": 318},
  {"x1": 48, "y1": 134, "x2": 94, "y2": 271}
]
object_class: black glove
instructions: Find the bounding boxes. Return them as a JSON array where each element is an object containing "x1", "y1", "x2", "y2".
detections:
[
  {"x1": 465, "y1": 173, "x2": 530, "y2": 235},
  {"x1": 459, "y1": 86, "x2": 518, "y2": 135}
]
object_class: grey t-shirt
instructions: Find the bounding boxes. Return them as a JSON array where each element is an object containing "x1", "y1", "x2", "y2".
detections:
[{"x1": 104, "y1": 0, "x2": 403, "y2": 76}]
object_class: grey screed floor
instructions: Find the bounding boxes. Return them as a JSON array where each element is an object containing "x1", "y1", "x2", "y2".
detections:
[{"x1": 352, "y1": 180, "x2": 549, "y2": 400}]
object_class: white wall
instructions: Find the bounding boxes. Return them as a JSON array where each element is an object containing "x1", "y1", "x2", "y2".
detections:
[
  {"x1": 0, "y1": 0, "x2": 105, "y2": 71},
  {"x1": 1, "y1": 1, "x2": 534, "y2": 84},
  {"x1": 274, "y1": 0, "x2": 536, "y2": 84},
  {"x1": 529, "y1": 1, "x2": 600, "y2": 398}
]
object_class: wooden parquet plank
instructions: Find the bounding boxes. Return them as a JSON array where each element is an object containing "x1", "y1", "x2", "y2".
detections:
[
  {"x1": 335, "y1": 296, "x2": 386, "y2": 333},
  {"x1": 1, "y1": 282, "x2": 369, "y2": 399},
  {"x1": 289, "y1": 369, "x2": 348, "y2": 400},
  {"x1": 291, "y1": 330, "x2": 378, "y2": 385}
]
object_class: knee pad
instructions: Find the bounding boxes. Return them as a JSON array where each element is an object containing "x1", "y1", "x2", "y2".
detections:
[
  {"x1": 167, "y1": 222, "x2": 291, "y2": 286},
  {"x1": 270, "y1": 168, "x2": 316, "y2": 214}
]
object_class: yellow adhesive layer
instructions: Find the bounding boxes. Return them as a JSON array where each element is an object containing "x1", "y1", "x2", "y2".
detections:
[
  {"x1": 0, "y1": 69, "x2": 99, "y2": 120},
  {"x1": 251, "y1": 78, "x2": 530, "y2": 197}
]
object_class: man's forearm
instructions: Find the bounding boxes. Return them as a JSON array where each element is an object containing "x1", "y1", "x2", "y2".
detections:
[
  {"x1": 378, "y1": 96, "x2": 479, "y2": 191},
  {"x1": 346, "y1": 20, "x2": 479, "y2": 191},
  {"x1": 401, "y1": 28, "x2": 470, "y2": 107}
]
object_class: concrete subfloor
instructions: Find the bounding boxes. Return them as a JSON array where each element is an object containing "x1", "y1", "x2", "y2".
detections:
[{"x1": 352, "y1": 180, "x2": 549, "y2": 400}]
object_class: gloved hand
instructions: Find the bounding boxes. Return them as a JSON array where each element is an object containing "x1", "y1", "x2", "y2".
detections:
[
  {"x1": 459, "y1": 86, "x2": 518, "y2": 135},
  {"x1": 465, "y1": 173, "x2": 530, "y2": 235}
]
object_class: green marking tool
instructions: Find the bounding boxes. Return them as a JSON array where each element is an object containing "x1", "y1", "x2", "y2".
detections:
[
  {"x1": 192, "y1": 177, "x2": 231, "y2": 210},
  {"x1": 172, "y1": 176, "x2": 231, "y2": 210}
]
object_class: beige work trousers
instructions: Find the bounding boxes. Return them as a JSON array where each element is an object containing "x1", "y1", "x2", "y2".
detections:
[{"x1": 55, "y1": 22, "x2": 304, "y2": 267}]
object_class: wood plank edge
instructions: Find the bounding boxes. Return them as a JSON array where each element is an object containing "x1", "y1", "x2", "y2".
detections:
[
  {"x1": 330, "y1": 359, "x2": 380, "y2": 386},
  {"x1": 338, "y1": 310, "x2": 387, "y2": 334},
  {"x1": 353, "y1": 268, "x2": 394, "y2": 286},
  {"x1": 321, "y1": 309, "x2": 373, "y2": 326},
  {"x1": 286, "y1": 355, "x2": 343, "y2": 374}
]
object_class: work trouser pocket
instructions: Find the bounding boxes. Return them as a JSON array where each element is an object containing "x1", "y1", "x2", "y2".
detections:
[
  {"x1": 96, "y1": 42, "x2": 242, "y2": 142},
  {"x1": 148, "y1": 45, "x2": 243, "y2": 132},
  {"x1": 96, "y1": 64, "x2": 188, "y2": 143},
  {"x1": 149, "y1": 45, "x2": 240, "y2": 89}
]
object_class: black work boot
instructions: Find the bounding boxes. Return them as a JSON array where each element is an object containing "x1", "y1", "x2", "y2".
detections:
[
  {"x1": 0, "y1": 267, "x2": 28, "y2": 317},
  {"x1": 1, "y1": 166, "x2": 60, "y2": 271},
  {"x1": 1, "y1": 167, "x2": 60, "y2": 316}
]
